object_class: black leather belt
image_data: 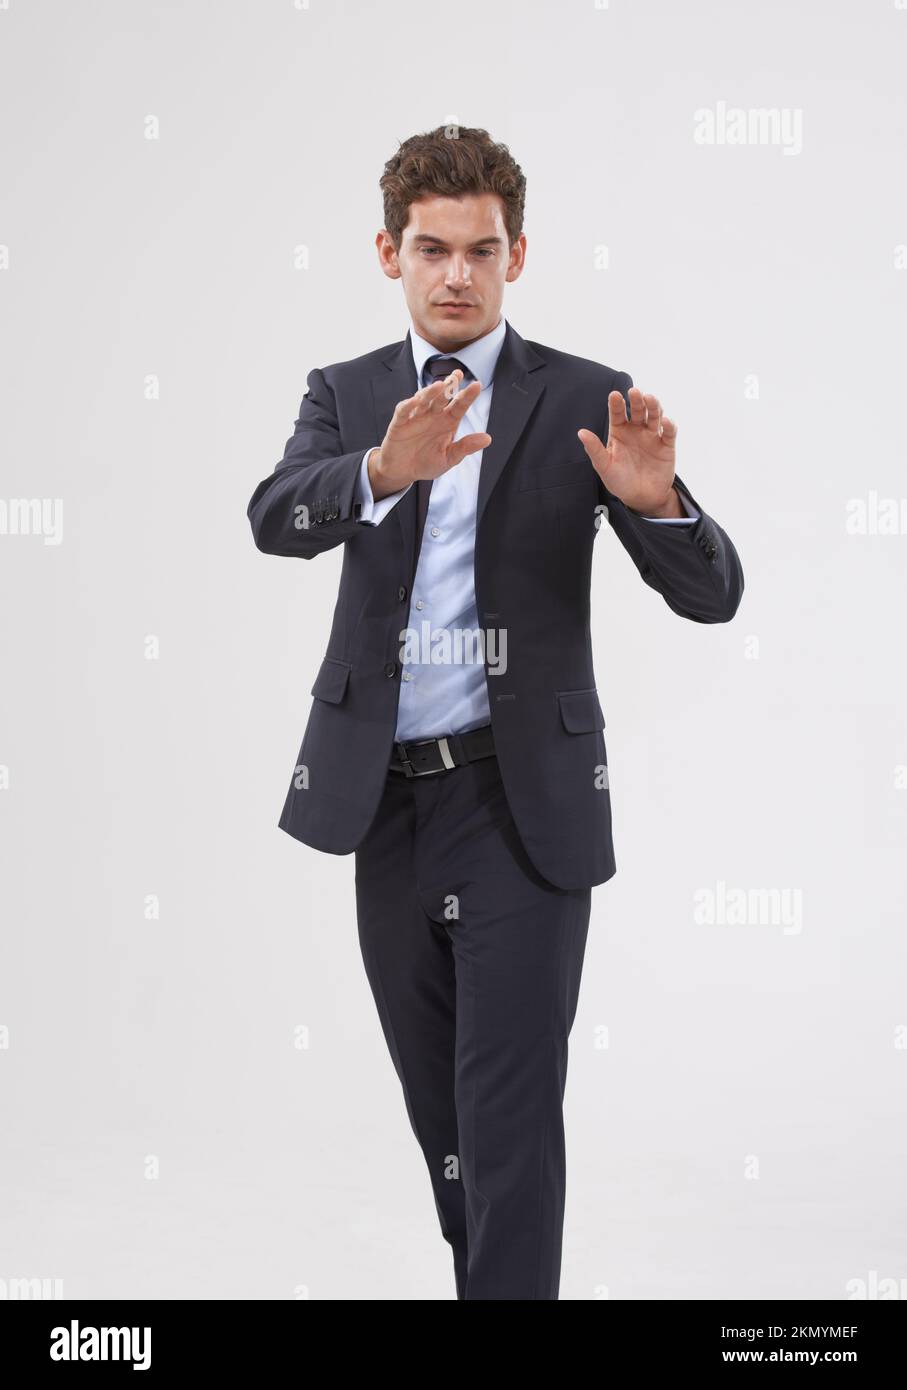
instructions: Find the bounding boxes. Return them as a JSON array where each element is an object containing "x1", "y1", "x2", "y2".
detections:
[{"x1": 389, "y1": 724, "x2": 495, "y2": 778}]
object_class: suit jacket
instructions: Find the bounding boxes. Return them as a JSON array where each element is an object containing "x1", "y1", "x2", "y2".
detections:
[{"x1": 247, "y1": 321, "x2": 744, "y2": 890}]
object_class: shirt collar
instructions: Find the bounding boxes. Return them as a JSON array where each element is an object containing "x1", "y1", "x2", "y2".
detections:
[{"x1": 408, "y1": 312, "x2": 508, "y2": 389}]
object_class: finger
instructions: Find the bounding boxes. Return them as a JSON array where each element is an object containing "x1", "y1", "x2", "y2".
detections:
[
  {"x1": 406, "y1": 376, "x2": 457, "y2": 417},
  {"x1": 396, "y1": 390, "x2": 430, "y2": 422},
  {"x1": 400, "y1": 369, "x2": 461, "y2": 411},
  {"x1": 660, "y1": 416, "x2": 677, "y2": 444},
  {"x1": 441, "y1": 377, "x2": 483, "y2": 421},
  {"x1": 426, "y1": 367, "x2": 468, "y2": 408},
  {"x1": 627, "y1": 386, "x2": 647, "y2": 426},
  {"x1": 607, "y1": 390, "x2": 629, "y2": 430},
  {"x1": 642, "y1": 393, "x2": 662, "y2": 432},
  {"x1": 448, "y1": 431, "x2": 491, "y2": 466}
]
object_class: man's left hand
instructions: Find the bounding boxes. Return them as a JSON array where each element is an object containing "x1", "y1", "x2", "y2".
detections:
[{"x1": 578, "y1": 387, "x2": 682, "y2": 518}]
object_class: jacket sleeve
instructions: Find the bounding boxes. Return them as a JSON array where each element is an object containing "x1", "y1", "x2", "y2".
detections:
[
  {"x1": 597, "y1": 371, "x2": 744, "y2": 623},
  {"x1": 247, "y1": 367, "x2": 373, "y2": 558}
]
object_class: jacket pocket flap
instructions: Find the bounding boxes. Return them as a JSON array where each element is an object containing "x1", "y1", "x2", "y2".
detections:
[
  {"x1": 557, "y1": 687, "x2": 605, "y2": 733},
  {"x1": 519, "y1": 459, "x2": 592, "y2": 492},
  {"x1": 311, "y1": 656, "x2": 351, "y2": 703}
]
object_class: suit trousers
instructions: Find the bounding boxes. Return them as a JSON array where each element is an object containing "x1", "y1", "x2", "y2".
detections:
[{"x1": 354, "y1": 750, "x2": 591, "y2": 1300}]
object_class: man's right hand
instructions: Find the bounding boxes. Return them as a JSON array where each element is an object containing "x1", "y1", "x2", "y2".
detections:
[{"x1": 368, "y1": 369, "x2": 492, "y2": 501}]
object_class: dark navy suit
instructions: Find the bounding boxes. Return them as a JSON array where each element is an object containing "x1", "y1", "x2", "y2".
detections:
[{"x1": 247, "y1": 320, "x2": 743, "y2": 1298}]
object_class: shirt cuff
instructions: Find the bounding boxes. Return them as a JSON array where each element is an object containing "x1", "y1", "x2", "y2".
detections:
[
  {"x1": 355, "y1": 447, "x2": 413, "y2": 525},
  {"x1": 637, "y1": 488, "x2": 700, "y2": 524}
]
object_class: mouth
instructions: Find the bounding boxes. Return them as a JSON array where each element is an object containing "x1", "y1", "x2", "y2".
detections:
[{"x1": 436, "y1": 302, "x2": 474, "y2": 310}]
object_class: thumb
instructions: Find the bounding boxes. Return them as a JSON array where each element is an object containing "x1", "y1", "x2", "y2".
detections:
[
  {"x1": 577, "y1": 428, "x2": 607, "y2": 469},
  {"x1": 449, "y1": 432, "x2": 492, "y2": 466}
]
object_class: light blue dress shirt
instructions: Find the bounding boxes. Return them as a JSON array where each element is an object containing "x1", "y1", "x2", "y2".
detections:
[{"x1": 354, "y1": 315, "x2": 699, "y2": 742}]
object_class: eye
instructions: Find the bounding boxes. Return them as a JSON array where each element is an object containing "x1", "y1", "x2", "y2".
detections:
[{"x1": 418, "y1": 247, "x2": 496, "y2": 258}]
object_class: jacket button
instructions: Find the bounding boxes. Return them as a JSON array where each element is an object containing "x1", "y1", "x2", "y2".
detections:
[
  {"x1": 398, "y1": 585, "x2": 407, "y2": 601},
  {"x1": 384, "y1": 662, "x2": 397, "y2": 678}
]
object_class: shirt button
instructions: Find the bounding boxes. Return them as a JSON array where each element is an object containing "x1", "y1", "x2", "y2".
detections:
[
  {"x1": 430, "y1": 526, "x2": 440, "y2": 538},
  {"x1": 398, "y1": 585, "x2": 407, "y2": 601},
  {"x1": 384, "y1": 662, "x2": 396, "y2": 678},
  {"x1": 402, "y1": 671, "x2": 413, "y2": 682},
  {"x1": 415, "y1": 599, "x2": 424, "y2": 610}
]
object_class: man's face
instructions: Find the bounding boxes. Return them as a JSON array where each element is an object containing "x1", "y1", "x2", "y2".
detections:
[{"x1": 376, "y1": 192, "x2": 526, "y2": 351}]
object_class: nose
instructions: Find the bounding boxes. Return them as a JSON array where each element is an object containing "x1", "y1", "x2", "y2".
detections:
[{"x1": 445, "y1": 256, "x2": 471, "y2": 291}]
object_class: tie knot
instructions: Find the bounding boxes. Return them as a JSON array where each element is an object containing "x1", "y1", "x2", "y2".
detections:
[{"x1": 423, "y1": 355, "x2": 471, "y2": 387}]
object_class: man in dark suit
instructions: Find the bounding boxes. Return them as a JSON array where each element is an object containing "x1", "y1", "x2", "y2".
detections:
[{"x1": 247, "y1": 125, "x2": 743, "y2": 1300}]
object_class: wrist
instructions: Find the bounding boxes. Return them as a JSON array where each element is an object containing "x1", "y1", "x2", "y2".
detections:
[
  {"x1": 368, "y1": 448, "x2": 410, "y2": 502},
  {"x1": 629, "y1": 485, "x2": 684, "y2": 520}
]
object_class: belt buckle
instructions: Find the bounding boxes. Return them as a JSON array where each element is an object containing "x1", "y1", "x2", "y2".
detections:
[{"x1": 399, "y1": 735, "x2": 456, "y2": 778}]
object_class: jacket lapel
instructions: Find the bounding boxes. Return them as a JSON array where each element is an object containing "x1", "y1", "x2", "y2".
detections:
[{"x1": 475, "y1": 321, "x2": 546, "y2": 530}]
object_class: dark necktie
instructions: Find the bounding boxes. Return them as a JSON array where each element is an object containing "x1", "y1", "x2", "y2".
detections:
[{"x1": 414, "y1": 355, "x2": 472, "y2": 557}]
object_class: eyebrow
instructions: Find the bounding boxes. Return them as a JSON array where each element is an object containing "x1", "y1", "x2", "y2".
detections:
[{"x1": 411, "y1": 234, "x2": 504, "y2": 249}]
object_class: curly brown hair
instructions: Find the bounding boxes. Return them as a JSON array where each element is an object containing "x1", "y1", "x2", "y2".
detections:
[{"x1": 379, "y1": 125, "x2": 526, "y2": 251}]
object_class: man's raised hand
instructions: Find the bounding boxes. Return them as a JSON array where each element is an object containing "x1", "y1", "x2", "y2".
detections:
[
  {"x1": 577, "y1": 386, "x2": 681, "y2": 517},
  {"x1": 369, "y1": 369, "x2": 491, "y2": 501}
]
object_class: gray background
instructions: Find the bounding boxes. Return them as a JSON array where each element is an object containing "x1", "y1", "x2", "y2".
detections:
[{"x1": 1, "y1": 0, "x2": 904, "y2": 1300}]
